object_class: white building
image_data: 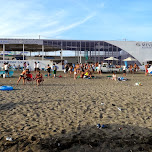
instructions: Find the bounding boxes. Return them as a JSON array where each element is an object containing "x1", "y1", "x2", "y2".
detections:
[{"x1": 0, "y1": 39, "x2": 152, "y2": 68}]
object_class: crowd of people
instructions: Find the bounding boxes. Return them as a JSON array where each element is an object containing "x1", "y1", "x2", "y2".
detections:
[
  {"x1": 122, "y1": 63, "x2": 140, "y2": 76},
  {"x1": 64, "y1": 63, "x2": 95, "y2": 79},
  {"x1": 0, "y1": 61, "x2": 151, "y2": 86},
  {"x1": 16, "y1": 62, "x2": 59, "y2": 86}
]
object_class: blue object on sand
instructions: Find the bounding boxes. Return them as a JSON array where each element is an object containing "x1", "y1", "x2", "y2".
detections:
[
  {"x1": 0, "y1": 71, "x2": 14, "y2": 77},
  {"x1": 7, "y1": 71, "x2": 14, "y2": 77},
  {"x1": 102, "y1": 125, "x2": 106, "y2": 128},
  {"x1": 0, "y1": 86, "x2": 13, "y2": 91},
  {"x1": 97, "y1": 124, "x2": 101, "y2": 128},
  {"x1": 0, "y1": 71, "x2": 4, "y2": 75}
]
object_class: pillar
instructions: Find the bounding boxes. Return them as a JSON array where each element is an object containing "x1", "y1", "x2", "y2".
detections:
[
  {"x1": 95, "y1": 42, "x2": 96, "y2": 63},
  {"x1": 23, "y1": 44, "x2": 24, "y2": 61},
  {"x1": 79, "y1": 41, "x2": 81, "y2": 63},
  {"x1": 60, "y1": 49, "x2": 63, "y2": 60},
  {"x1": 42, "y1": 45, "x2": 44, "y2": 60},
  {"x1": 60, "y1": 41, "x2": 63, "y2": 60},
  {"x1": 3, "y1": 44, "x2": 5, "y2": 61}
]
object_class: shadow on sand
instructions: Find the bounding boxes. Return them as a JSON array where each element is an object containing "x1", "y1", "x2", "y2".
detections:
[
  {"x1": 0, "y1": 102, "x2": 17, "y2": 111},
  {"x1": 0, "y1": 123, "x2": 152, "y2": 152}
]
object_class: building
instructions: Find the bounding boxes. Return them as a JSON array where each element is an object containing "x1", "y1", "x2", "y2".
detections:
[{"x1": 0, "y1": 38, "x2": 152, "y2": 67}]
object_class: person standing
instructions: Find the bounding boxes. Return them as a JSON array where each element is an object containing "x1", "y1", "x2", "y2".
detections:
[
  {"x1": 26, "y1": 63, "x2": 31, "y2": 72},
  {"x1": 37, "y1": 62, "x2": 40, "y2": 71},
  {"x1": 129, "y1": 64, "x2": 133, "y2": 74},
  {"x1": 123, "y1": 65, "x2": 126, "y2": 76},
  {"x1": 92, "y1": 64, "x2": 95, "y2": 73},
  {"x1": 97, "y1": 63, "x2": 101, "y2": 74},
  {"x1": 47, "y1": 64, "x2": 51, "y2": 78},
  {"x1": 74, "y1": 67, "x2": 77, "y2": 80},
  {"x1": 69, "y1": 65, "x2": 73, "y2": 77},
  {"x1": 4, "y1": 63, "x2": 9, "y2": 78},
  {"x1": 53, "y1": 64, "x2": 57, "y2": 78},
  {"x1": 17, "y1": 69, "x2": 29, "y2": 85},
  {"x1": 23, "y1": 62, "x2": 26, "y2": 70},
  {"x1": 145, "y1": 63, "x2": 149, "y2": 76},
  {"x1": 34, "y1": 62, "x2": 37, "y2": 73},
  {"x1": 64, "y1": 64, "x2": 69, "y2": 77},
  {"x1": 133, "y1": 63, "x2": 137, "y2": 74}
]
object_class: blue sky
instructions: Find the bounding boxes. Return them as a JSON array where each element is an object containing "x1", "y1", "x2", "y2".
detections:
[{"x1": 0, "y1": 0, "x2": 152, "y2": 41}]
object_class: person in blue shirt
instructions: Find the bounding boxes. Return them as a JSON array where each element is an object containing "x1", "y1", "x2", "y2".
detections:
[{"x1": 53, "y1": 64, "x2": 57, "y2": 78}]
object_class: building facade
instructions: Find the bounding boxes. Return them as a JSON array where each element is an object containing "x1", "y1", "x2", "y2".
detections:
[{"x1": 0, "y1": 38, "x2": 152, "y2": 65}]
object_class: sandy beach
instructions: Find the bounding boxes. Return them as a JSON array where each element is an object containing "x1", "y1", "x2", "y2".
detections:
[{"x1": 0, "y1": 71, "x2": 152, "y2": 152}]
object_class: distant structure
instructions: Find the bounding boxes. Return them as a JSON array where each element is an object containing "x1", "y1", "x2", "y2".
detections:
[{"x1": 0, "y1": 38, "x2": 152, "y2": 65}]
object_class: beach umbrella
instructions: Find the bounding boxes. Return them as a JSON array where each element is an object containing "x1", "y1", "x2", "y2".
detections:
[
  {"x1": 123, "y1": 57, "x2": 137, "y2": 61},
  {"x1": 104, "y1": 57, "x2": 119, "y2": 61}
]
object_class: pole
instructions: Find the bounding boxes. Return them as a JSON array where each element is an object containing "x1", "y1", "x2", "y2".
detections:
[
  {"x1": 98, "y1": 42, "x2": 100, "y2": 62},
  {"x1": 42, "y1": 45, "x2": 44, "y2": 60},
  {"x1": 60, "y1": 49, "x2": 63, "y2": 60},
  {"x1": 80, "y1": 52, "x2": 82, "y2": 64},
  {"x1": 80, "y1": 41, "x2": 81, "y2": 63},
  {"x1": 23, "y1": 44, "x2": 24, "y2": 61},
  {"x1": 95, "y1": 42, "x2": 96, "y2": 63},
  {"x1": 61, "y1": 41, "x2": 63, "y2": 60},
  {"x1": 3, "y1": 44, "x2": 5, "y2": 61},
  {"x1": 89, "y1": 41, "x2": 91, "y2": 59},
  {"x1": 78, "y1": 50, "x2": 79, "y2": 63}
]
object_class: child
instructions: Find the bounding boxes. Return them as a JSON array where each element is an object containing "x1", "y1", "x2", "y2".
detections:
[
  {"x1": 74, "y1": 67, "x2": 77, "y2": 80},
  {"x1": 112, "y1": 72, "x2": 117, "y2": 81}
]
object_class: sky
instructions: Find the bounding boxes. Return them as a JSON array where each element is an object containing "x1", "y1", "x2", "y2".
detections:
[{"x1": 0, "y1": 0, "x2": 152, "y2": 41}]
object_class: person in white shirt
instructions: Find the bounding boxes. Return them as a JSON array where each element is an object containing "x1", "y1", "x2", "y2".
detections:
[
  {"x1": 34, "y1": 62, "x2": 37, "y2": 72},
  {"x1": 97, "y1": 64, "x2": 102, "y2": 74},
  {"x1": 4, "y1": 63, "x2": 9, "y2": 78},
  {"x1": 26, "y1": 63, "x2": 31, "y2": 72},
  {"x1": 123, "y1": 65, "x2": 126, "y2": 76},
  {"x1": 37, "y1": 62, "x2": 40, "y2": 71}
]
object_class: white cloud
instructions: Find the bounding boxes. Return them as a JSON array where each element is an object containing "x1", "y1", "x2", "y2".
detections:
[
  {"x1": 33, "y1": 13, "x2": 96, "y2": 39},
  {"x1": 0, "y1": 0, "x2": 96, "y2": 39}
]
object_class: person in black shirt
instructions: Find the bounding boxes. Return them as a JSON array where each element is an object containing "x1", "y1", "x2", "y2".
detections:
[{"x1": 47, "y1": 64, "x2": 51, "y2": 78}]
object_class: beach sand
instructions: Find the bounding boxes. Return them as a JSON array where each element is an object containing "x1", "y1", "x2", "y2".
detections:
[{"x1": 0, "y1": 71, "x2": 152, "y2": 152}]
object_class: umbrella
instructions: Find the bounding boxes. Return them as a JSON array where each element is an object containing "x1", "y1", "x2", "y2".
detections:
[
  {"x1": 123, "y1": 57, "x2": 137, "y2": 61},
  {"x1": 104, "y1": 57, "x2": 119, "y2": 61}
]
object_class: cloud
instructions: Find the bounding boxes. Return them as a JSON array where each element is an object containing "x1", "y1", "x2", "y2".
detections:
[
  {"x1": 40, "y1": 13, "x2": 96, "y2": 35},
  {"x1": 0, "y1": 7, "x2": 95, "y2": 39},
  {"x1": 0, "y1": 0, "x2": 96, "y2": 39},
  {"x1": 22, "y1": 13, "x2": 95, "y2": 39}
]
